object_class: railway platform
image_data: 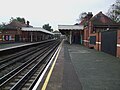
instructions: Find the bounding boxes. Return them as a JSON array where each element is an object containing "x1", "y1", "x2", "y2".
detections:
[
  {"x1": 41, "y1": 40, "x2": 120, "y2": 90},
  {"x1": 0, "y1": 43, "x2": 27, "y2": 49},
  {"x1": 0, "y1": 40, "x2": 54, "y2": 52}
]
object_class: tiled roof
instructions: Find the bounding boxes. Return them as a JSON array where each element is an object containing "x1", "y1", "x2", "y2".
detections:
[
  {"x1": 90, "y1": 12, "x2": 119, "y2": 26},
  {"x1": 3, "y1": 21, "x2": 33, "y2": 29},
  {"x1": 8, "y1": 21, "x2": 27, "y2": 27},
  {"x1": 79, "y1": 12, "x2": 93, "y2": 26}
]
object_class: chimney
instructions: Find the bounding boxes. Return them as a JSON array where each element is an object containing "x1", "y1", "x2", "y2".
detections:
[
  {"x1": 27, "y1": 21, "x2": 30, "y2": 27},
  {"x1": 99, "y1": 11, "x2": 102, "y2": 13},
  {"x1": 87, "y1": 12, "x2": 93, "y2": 20}
]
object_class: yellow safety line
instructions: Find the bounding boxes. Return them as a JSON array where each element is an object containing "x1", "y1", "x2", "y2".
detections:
[{"x1": 41, "y1": 41, "x2": 63, "y2": 90}]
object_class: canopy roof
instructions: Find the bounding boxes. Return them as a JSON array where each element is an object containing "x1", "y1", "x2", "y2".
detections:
[
  {"x1": 21, "y1": 27, "x2": 54, "y2": 35},
  {"x1": 58, "y1": 25, "x2": 83, "y2": 30}
]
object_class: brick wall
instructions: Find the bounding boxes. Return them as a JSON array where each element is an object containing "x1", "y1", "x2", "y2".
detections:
[
  {"x1": 117, "y1": 30, "x2": 120, "y2": 57},
  {"x1": 83, "y1": 27, "x2": 89, "y2": 47},
  {"x1": 88, "y1": 33, "x2": 101, "y2": 51}
]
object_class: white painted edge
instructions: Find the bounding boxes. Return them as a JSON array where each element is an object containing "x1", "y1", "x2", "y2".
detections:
[{"x1": 32, "y1": 40, "x2": 63, "y2": 90}]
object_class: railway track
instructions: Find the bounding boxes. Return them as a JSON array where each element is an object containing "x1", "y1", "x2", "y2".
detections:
[
  {"x1": 0, "y1": 40, "x2": 61, "y2": 90},
  {"x1": 0, "y1": 41, "x2": 55, "y2": 77}
]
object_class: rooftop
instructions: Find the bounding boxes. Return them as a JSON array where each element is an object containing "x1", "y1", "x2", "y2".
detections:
[
  {"x1": 1, "y1": 21, "x2": 33, "y2": 30},
  {"x1": 90, "y1": 11, "x2": 119, "y2": 26}
]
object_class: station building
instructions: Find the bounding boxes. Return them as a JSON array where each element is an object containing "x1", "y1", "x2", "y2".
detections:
[
  {"x1": 58, "y1": 11, "x2": 120, "y2": 57},
  {"x1": 0, "y1": 21, "x2": 54, "y2": 43}
]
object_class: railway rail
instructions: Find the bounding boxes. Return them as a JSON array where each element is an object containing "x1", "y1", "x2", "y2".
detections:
[
  {"x1": 0, "y1": 41, "x2": 55, "y2": 77},
  {"x1": 0, "y1": 40, "x2": 61, "y2": 90}
]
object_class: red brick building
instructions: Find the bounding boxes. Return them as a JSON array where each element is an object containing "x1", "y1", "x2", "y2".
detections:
[
  {"x1": 0, "y1": 21, "x2": 53, "y2": 43},
  {"x1": 82, "y1": 11, "x2": 120, "y2": 57},
  {"x1": 59, "y1": 11, "x2": 120, "y2": 57}
]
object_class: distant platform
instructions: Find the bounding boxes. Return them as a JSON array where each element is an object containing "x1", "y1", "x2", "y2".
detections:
[
  {"x1": 0, "y1": 42, "x2": 32, "y2": 51},
  {"x1": 0, "y1": 39, "x2": 55, "y2": 52}
]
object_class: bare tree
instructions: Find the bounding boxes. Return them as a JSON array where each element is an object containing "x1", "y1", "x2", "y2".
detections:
[
  {"x1": 76, "y1": 12, "x2": 87, "y2": 22},
  {"x1": 107, "y1": 0, "x2": 120, "y2": 23}
]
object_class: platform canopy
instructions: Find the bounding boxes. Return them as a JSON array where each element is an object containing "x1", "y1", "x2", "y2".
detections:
[
  {"x1": 58, "y1": 25, "x2": 84, "y2": 44},
  {"x1": 21, "y1": 27, "x2": 54, "y2": 35},
  {"x1": 58, "y1": 25, "x2": 83, "y2": 34}
]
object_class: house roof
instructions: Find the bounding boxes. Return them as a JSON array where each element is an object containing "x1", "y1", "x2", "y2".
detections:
[
  {"x1": 2, "y1": 21, "x2": 33, "y2": 30},
  {"x1": 90, "y1": 11, "x2": 119, "y2": 26},
  {"x1": 79, "y1": 12, "x2": 93, "y2": 26}
]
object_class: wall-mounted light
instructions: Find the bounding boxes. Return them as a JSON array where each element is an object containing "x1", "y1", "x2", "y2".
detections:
[{"x1": 107, "y1": 28, "x2": 109, "y2": 31}]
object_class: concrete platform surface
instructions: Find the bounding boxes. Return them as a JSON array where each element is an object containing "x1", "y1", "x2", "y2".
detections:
[
  {"x1": 0, "y1": 43, "x2": 27, "y2": 49},
  {"x1": 46, "y1": 41, "x2": 120, "y2": 90}
]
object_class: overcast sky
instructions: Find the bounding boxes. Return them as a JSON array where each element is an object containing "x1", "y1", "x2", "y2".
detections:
[{"x1": 0, "y1": 0, "x2": 115, "y2": 30}]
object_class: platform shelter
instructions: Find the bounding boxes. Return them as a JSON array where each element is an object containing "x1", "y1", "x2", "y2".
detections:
[{"x1": 58, "y1": 25, "x2": 83, "y2": 44}]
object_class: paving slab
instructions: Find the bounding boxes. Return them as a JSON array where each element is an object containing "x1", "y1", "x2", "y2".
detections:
[
  {"x1": 46, "y1": 41, "x2": 82, "y2": 90},
  {"x1": 67, "y1": 43, "x2": 120, "y2": 90}
]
